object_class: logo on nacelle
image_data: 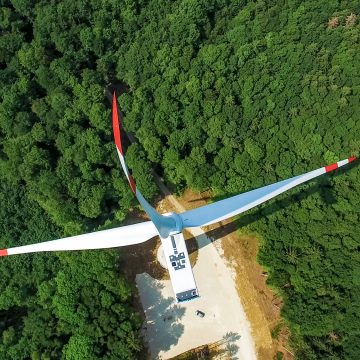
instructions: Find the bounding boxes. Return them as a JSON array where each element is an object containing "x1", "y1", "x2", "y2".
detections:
[{"x1": 169, "y1": 235, "x2": 186, "y2": 270}]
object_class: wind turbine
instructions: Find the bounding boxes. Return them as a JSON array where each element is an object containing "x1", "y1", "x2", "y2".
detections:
[{"x1": 0, "y1": 92, "x2": 356, "y2": 302}]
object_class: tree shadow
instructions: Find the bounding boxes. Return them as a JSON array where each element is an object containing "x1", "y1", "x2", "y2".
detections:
[
  {"x1": 210, "y1": 331, "x2": 241, "y2": 359},
  {"x1": 136, "y1": 273, "x2": 185, "y2": 357},
  {"x1": 224, "y1": 333, "x2": 241, "y2": 360}
]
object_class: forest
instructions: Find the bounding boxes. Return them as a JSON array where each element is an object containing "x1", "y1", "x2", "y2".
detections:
[{"x1": 0, "y1": 0, "x2": 359, "y2": 359}]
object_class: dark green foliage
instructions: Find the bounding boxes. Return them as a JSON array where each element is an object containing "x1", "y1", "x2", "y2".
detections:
[
  {"x1": 0, "y1": 180, "x2": 141, "y2": 359},
  {"x1": 0, "y1": 2, "x2": 145, "y2": 356},
  {"x1": 0, "y1": 0, "x2": 359, "y2": 358}
]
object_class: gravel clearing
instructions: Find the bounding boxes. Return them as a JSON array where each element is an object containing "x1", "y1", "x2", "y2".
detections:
[{"x1": 136, "y1": 226, "x2": 257, "y2": 359}]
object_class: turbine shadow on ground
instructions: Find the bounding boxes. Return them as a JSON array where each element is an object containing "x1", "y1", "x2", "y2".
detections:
[{"x1": 136, "y1": 273, "x2": 185, "y2": 355}]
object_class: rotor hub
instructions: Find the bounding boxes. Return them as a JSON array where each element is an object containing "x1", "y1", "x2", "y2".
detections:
[{"x1": 162, "y1": 212, "x2": 184, "y2": 235}]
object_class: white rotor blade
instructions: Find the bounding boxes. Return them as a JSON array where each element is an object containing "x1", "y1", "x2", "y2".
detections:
[
  {"x1": 112, "y1": 92, "x2": 177, "y2": 237},
  {"x1": 0, "y1": 221, "x2": 158, "y2": 256},
  {"x1": 179, "y1": 157, "x2": 356, "y2": 228}
]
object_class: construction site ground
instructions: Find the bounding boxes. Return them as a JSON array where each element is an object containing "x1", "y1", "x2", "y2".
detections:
[{"x1": 119, "y1": 187, "x2": 292, "y2": 360}]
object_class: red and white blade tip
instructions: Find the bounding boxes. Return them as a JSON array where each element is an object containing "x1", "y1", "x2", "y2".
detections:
[
  {"x1": 112, "y1": 91, "x2": 123, "y2": 155},
  {"x1": 0, "y1": 249, "x2": 8, "y2": 256},
  {"x1": 325, "y1": 156, "x2": 357, "y2": 173},
  {"x1": 348, "y1": 156, "x2": 357, "y2": 163}
]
